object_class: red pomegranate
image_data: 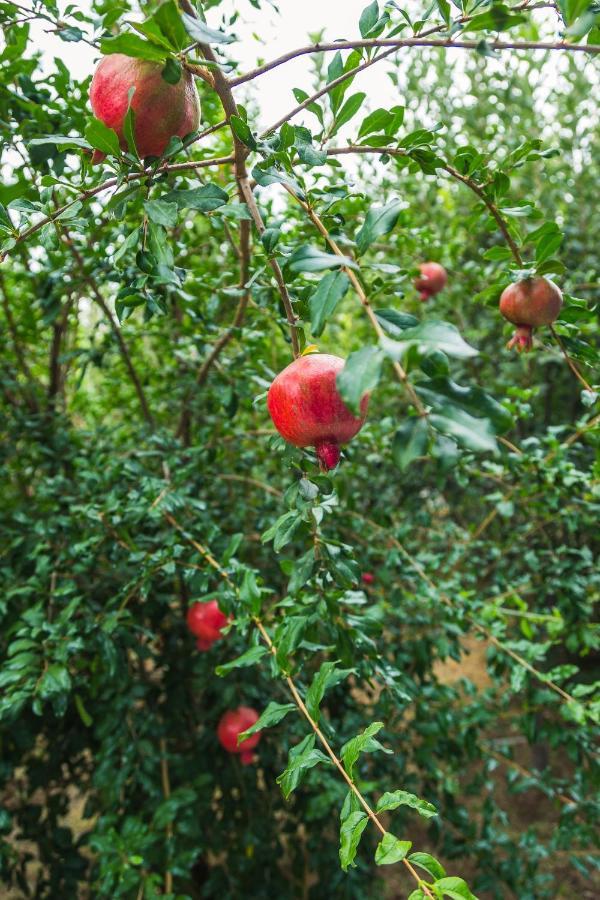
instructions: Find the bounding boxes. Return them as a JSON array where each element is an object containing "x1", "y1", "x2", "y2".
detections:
[
  {"x1": 267, "y1": 354, "x2": 369, "y2": 471},
  {"x1": 89, "y1": 54, "x2": 200, "y2": 160},
  {"x1": 361, "y1": 572, "x2": 375, "y2": 585},
  {"x1": 217, "y1": 707, "x2": 261, "y2": 765},
  {"x1": 186, "y1": 601, "x2": 229, "y2": 651},
  {"x1": 499, "y1": 277, "x2": 563, "y2": 352},
  {"x1": 415, "y1": 262, "x2": 447, "y2": 301}
]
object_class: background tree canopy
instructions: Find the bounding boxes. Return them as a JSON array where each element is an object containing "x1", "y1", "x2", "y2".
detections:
[{"x1": 0, "y1": 1, "x2": 599, "y2": 898}]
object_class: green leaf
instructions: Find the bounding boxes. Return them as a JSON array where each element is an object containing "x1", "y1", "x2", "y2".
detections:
[
  {"x1": 288, "y1": 245, "x2": 358, "y2": 273},
  {"x1": 230, "y1": 115, "x2": 258, "y2": 150},
  {"x1": 100, "y1": 34, "x2": 169, "y2": 62},
  {"x1": 359, "y1": 1, "x2": 379, "y2": 37},
  {"x1": 339, "y1": 810, "x2": 369, "y2": 871},
  {"x1": 238, "y1": 701, "x2": 296, "y2": 741},
  {"x1": 435, "y1": 0, "x2": 451, "y2": 25},
  {"x1": 277, "y1": 735, "x2": 330, "y2": 799},
  {"x1": 336, "y1": 345, "x2": 383, "y2": 414},
  {"x1": 463, "y1": 5, "x2": 526, "y2": 32},
  {"x1": 28, "y1": 135, "x2": 92, "y2": 151},
  {"x1": 181, "y1": 12, "x2": 235, "y2": 44},
  {"x1": 84, "y1": 119, "x2": 121, "y2": 157},
  {"x1": 356, "y1": 198, "x2": 403, "y2": 254},
  {"x1": 143, "y1": 200, "x2": 178, "y2": 228},
  {"x1": 358, "y1": 106, "x2": 404, "y2": 139},
  {"x1": 429, "y1": 404, "x2": 497, "y2": 453},
  {"x1": 153, "y1": 0, "x2": 189, "y2": 50},
  {"x1": 375, "y1": 309, "x2": 419, "y2": 336},
  {"x1": 381, "y1": 321, "x2": 478, "y2": 360},
  {"x1": 434, "y1": 876, "x2": 478, "y2": 900},
  {"x1": 162, "y1": 184, "x2": 229, "y2": 211},
  {"x1": 309, "y1": 271, "x2": 350, "y2": 336},
  {"x1": 123, "y1": 90, "x2": 139, "y2": 159},
  {"x1": 375, "y1": 833, "x2": 412, "y2": 865},
  {"x1": 341, "y1": 722, "x2": 392, "y2": 780},
  {"x1": 294, "y1": 126, "x2": 327, "y2": 167},
  {"x1": 275, "y1": 614, "x2": 310, "y2": 667},
  {"x1": 333, "y1": 92, "x2": 366, "y2": 133},
  {"x1": 305, "y1": 661, "x2": 354, "y2": 723},
  {"x1": 215, "y1": 645, "x2": 267, "y2": 676},
  {"x1": 417, "y1": 377, "x2": 514, "y2": 434},
  {"x1": 392, "y1": 418, "x2": 429, "y2": 470},
  {"x1": 239, "y1": 568, "x2": 261, "y2": 614},
  {"x1": 376, "y1": 790, "x2": 438, "y2": 819},
  {"x1": 161, "y1": 57, "x2": 182, "y2": 85},
  {"x1": 409, "y1": 852, "x2": 447, "y2": 880}
]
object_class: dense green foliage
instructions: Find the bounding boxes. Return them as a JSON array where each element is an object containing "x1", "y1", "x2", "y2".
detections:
[{"x1": 1, "y1": 1, "x2": 599, "y2": 898}]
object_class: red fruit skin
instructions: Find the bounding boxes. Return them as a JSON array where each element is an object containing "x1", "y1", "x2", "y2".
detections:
[
  {"x1": 217, "y1": 707, "x2": 261, "y2": 764},
  {"x1": 415, "y1": 262, "x2": 447, "y2": 300},
  {"x1": 499, "y1": 277, "x2": 563, "y2": 352},
  {"x1": 361, "y1": 572, "x2": 375, "y2": 585},
  {"x1": 267, "y1": 354, "x2": 369, "y2": 470},
  {"x1": 90, "y1": 54, "x2": 200, "y2": 159},
  {"x1": 186, "y1": 601, "x2": 228, "y2": 647}
]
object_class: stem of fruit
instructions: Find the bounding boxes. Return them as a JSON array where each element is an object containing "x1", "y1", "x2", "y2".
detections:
[
  {"x1": 283, "y1": 186, "x2": 428, "y2": 417},
  {"x1": 195, "y1": 40, "x2": 300, "y2": 358}
]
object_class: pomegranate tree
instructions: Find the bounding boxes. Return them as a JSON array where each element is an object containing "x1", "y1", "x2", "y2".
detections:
[
  {"x1": 186, "y1": 601, "x2": 229, "y2": 651},
  {"x1": 267, "y1": 353, "x2": 369, "y2": 471},
  {"x1": 90, "y1": 54, "x2": 200, "y2": 160},
  {"x1": 415, "y1": 262, "x2": 448, "y2": 301},
  {"x1": 217, "y1": 707, "x2": 262, "y2": 765},
  {"x1": 499, "y1": 276, "x2": 563, "y2": 351}
]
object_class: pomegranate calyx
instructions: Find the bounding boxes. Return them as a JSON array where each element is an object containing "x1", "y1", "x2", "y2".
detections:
[
  {"x1": 315, "y1": 440, "x2": 341, "y2": 471},
  {"x1": 506, "y1": 325, "x2": 533, "y2": 352}
]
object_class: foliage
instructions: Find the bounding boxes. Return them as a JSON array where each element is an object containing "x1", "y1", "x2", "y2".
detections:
[{"x1": 0, "y1": 1, "x2": 599, "y2": 898}]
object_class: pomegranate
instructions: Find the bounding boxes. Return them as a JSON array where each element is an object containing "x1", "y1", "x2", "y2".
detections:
[
  {"x1": 499, "y1": 276, "x2": 563, "y2": 352},
  {"x1": 89, "y1": 54, "x2": 200, "y2": 160},
  {"x1": 267, "y1": 354, "x2": 369, "y2": 471},
  {"x1": 361, "y1": 572, "x2": 375, "y2": 585},
  {"x1": 186, "y1": 601, "x2": 228, "y2": 651},
  {"x1": 217, "y1": 707, "x2": 261, "y2": 765},
  {"x1": 415, "y1": 262, "x2": 447, "y2": 301}
]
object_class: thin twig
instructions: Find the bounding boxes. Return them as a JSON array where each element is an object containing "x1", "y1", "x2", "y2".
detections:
[{"x1": 548, "y1": 325, "x2": 594, "y2": 393}]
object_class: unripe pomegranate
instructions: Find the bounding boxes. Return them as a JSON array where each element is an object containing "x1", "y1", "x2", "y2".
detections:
[
  {"x1": 186, "y1": 601, "x2": 228, "y2": 651},
  {"x1": 361, "y1": 572, "x2": 375, "y2": 585},
  {"x1": 90, "y1": 54, "x2": 200, "y2": 160},
  {"x1": 217, "y1": 707, "x2": 261, "y2": 765},
  {"x1": 267, "y1": 354, "x2": 369, "y2": 471},
  {"x1": 499, "y1": 276, "x2": 563, "y2": 352},
  {"x1": 415, "y1": 262, "x2": 447, "y2": 301}
]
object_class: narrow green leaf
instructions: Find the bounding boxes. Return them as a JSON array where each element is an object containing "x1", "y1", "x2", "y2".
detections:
[
  {"x1": 434, "y1": 876, "x2": 478, "y2": 900},
  {"x1": 100, "y1": 34, "x2": 169, "y2": 61},
  {"x1": 309, "y1": 271, "x2": 350, "y2": 336},
  {"x1": 333, "y1": 92, "x2": 366, "y2": 133},
  {"x1": 381, "y1": 321, "x2": 478, "y2": 360},
  {"x1": 355, "y1": 198, "x2": 403, "y2": 254},
  {"x1": 305, "y1": 661, "x2": 354, "y2": 723},
  {"x1": 181, "y1": 12, "x2": 235, "y2": 44},
  {"x1": 288, "y1": 245, "x2": 358, "y2": 273},
  {"x1": 409, "y1": 851, "x2": 447, "y2": 881},
  {"x1": 339, "y1": 810, "x2": 369, "y2": 871},
  {"x1": 215, "y1": 646, "x2": 267, "y2": 676},
  {"x1": 376, "y1": 790, "x2": 438, "y2": 819},
  {"x1": 163, "y1": 184, "x2": 229, "y2": 212},
  {"x1": 84, "y1": 119, "x2": 121, "y2": 157},
  {"x1": 375, "y1": 832, "x2": 412, "y2": 865},
  {"x1": 238, "y1": 702, "x2": 296, "y2": 741},
  {"x1": 144, "y1": 200, "x2": 178, "y2": 228},
  {"x1": 336, "y1": 345, "x2": 383, "y2": 415},
  {"x1": 341, "y1": 722, "x2": 392, "y2": 780},
  {"x1": 392, "y1": 418, "x2": 429, "y2": 471}
]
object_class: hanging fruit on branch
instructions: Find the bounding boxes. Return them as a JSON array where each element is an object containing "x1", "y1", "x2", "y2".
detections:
[{"x1": 267, "y1": 353, "x2": 369, "y2": 471}]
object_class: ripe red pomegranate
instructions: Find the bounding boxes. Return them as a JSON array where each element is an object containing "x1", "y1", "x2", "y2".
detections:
[
  {"x1": 415, "y1": 262, "x2": 447, "y2": 301},
  {"x1": 186, "y1": 601, "x2": 228, "y2": 651},
  {"x1": 217, "y1": 707, "x2": 261, "y2": 765},
  {"x1": 89, "y1": 54, "x2": 200, "y2": 160},
  {"x1": 267, "y1": 354, "x2": 369, "y2": 471},
  {"x1": 499, "y1": 276, "x2": 563, "y2": 352},
  {"x1": 361, "y1": 572, "x2": 375, "y2": 585}
]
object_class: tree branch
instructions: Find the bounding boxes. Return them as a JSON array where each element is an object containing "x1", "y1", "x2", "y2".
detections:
[{"x1": 233, "y1": 37, "x2": 600, "y2": 88}]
